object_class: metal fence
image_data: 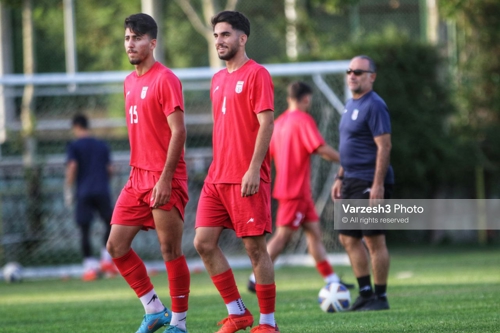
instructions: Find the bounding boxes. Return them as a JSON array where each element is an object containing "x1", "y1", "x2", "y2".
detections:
[{"x1": 0, "y1": 61, "x2": 349, "y2": 268}]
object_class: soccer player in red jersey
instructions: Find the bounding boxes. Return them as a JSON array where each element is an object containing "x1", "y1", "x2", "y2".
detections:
[
  {"x1": 193, "y1": 11, "x2": 278, "y2": 333},
  {"x1": 247, "y1": 81, "x2": 354, "y2": 291},
  {"x1": 106, "y1": 13, "x2": 190, "y2": 333}
]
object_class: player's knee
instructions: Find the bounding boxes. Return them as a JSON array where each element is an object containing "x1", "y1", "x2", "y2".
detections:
[
  {"x1": 159, "y1": 242, "x2": 182, "y2": 260},
  {"x1": 106, "y1": 238, "x2": 128, "y2": 258},
  {"x1": 193, "y1": 236, "x2": 214, "y2": 256},
  {"x1": 339, "y1": 234, "x2": 357, "y2": 250},
  {"x1": 244, "y1": 242, "x2": 267, "y2": 262}
]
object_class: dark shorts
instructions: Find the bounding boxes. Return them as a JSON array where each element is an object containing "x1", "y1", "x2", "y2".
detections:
[
  {"x1": 339, "y1": 177, "x2": 393, "y2": 238},
  {"x1": 76, "y1": 193, "x2": 113, "y2": 226}
]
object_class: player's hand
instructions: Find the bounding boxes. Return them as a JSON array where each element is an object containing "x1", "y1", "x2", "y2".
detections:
[
  {"x1": 331, "y1": 179, "x2": 342, "y2": 201},
  {"x1": 64, "y1": 186, "x2": 73, "y2": 208},
  {"x1": 241, "y1": 169, "x2": 260, "y2": 197},
  {"x1": 151, "y1": 178, "x2": 172, "y2": 209},
  {"x1": 369, "y1": 184, "x2": 384, "y2": 206}
]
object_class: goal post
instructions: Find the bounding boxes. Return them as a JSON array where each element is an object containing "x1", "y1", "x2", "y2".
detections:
[{"x1": 0, "y1": 60, "x2": 350, "y2": 268}]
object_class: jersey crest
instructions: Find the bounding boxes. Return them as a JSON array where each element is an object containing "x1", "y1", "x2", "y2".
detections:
[
  {"x1": 235, "y1": 81, "x2": 244, "y2": 93},
  {"x1": 141, "y1": 86, "x2": 149, "y2": 99},
  {"x1": 351, "y1": 109, "x2": 359, "y2": 120}
]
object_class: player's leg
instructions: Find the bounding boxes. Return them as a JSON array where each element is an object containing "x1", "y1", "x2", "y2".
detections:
[
  {"x1": 243, "y1": 235, "x2": 277, "y2": 331},
  {"x1": 302, "y1": 221, "x2": 353, "y2": 288},
  {"x1": 76, "y1": 196, "x2": 99, "y2": 280},
  {"x1": 195, "y1": 226, "x2": 253, "y2": 333},
  {"x1": 108, "y1": 173, "x2": 171, "y2": 333},
  {"x1": 194, "y1": 183, "x2": 253, "y2": 333},
  {"x1": 239, "y1": 182, "x2": 277, "y2": 332},
  {"x1": 267, "y1": 226, "x2": 294, "y2": 262},
  {"x1": 153, "y1": 206, "x2": 189, "y2": 332},
  {"x1": 248, "y1": 200, "x2": 297, "y2": 292},
  {"x1": 247, "y1": 226, "x2": 293, "y2": 292},
  {"x1": 339, "y1": 231, "x2": 375, "y2": 310},
  {"x1": 93, "y1": 194, "x2": 116, "y2": 275},
  {"x1": 358, "y1": 233, "x2": 390, "y2": 311}
]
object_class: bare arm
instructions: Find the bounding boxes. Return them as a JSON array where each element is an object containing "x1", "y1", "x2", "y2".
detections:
[
  {"x1": 370, "y1": 133, "x2": 392, "y2": 204},
  {"x1": 241, "y1": 110, "x2": 274, "y2": 197},
  {"x1": 331, "y1": 165, "x2": 344, "y2": 201},
  {"x1": 151, "y1": 108, "x2": 186, "y2": 208},
  {"x1": 315, "y1": 144, "x2": 340, "y2": 163},
  {"x1": 64, "y1": 160, "x2": 77, "y2": 207}
]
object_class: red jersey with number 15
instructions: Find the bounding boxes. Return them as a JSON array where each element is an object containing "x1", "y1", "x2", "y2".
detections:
[
  {"x1": 205, "y1": 60, "x2": 274, "y2": 184},
  {"x1": 124, "y1": 61, "x2": 187, "y2": 179}
]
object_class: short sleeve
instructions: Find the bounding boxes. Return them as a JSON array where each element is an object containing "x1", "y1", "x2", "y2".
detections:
[
  {"x1": 301, "y1": 115, "x2": 325, "y2": 153},
  {"x1": 367, "y1": 100, "x2": 391, "y2": 137},
  {"x1": 159, "y1": 72, "x2": 184, "y2": 117},
  {"x1": 250, "y1": 67, "x2": 274, "y2": 114},
  {"x1": 66, "y1": 142, "x2": 76, "y2": 163}
]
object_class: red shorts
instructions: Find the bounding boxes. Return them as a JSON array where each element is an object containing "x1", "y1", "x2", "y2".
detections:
[
  {"x1": 111, "y1": 167, "x2": 189, "y2": 230},
  {"x1": 195, "y1": 182, "x2": 272, "y2": 237},
  {"x1": 276, "y1": 196, "x2": 319, "y2": 230}
]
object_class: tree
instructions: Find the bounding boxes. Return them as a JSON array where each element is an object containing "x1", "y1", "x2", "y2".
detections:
[
  {"x1": 174, "y1": 0, "x2": 238, "y2": 68},
  {"x1": 440, "y1": 1, "x2": 500, "y2": 198}
]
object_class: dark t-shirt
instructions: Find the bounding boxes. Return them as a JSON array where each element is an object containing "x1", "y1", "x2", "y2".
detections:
[
  {"x1": 66, "y1": 137, "x2": 111, "y2": 197},
  {"x1": 339, "y1": 90, "x2": 394, "y2": 184}
]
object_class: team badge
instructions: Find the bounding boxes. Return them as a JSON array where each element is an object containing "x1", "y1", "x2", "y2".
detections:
[
  {"x1": 141, "y1": 86, "x2": 148, "y2": 99},
  {"x1": 235, "y1": 81, "x2": 244, "y2": 93},
  {"x1": 352, "y1": 109, "x2": 359, "y2": 120}
]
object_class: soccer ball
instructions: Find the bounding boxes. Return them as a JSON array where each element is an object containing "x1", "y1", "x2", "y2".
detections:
[
  {"x1": 2, "y1": 262, "x2": 23, "y2": 283},
  {"x1": 318, "y1": 282, "x2": 351, "y2": 312}
]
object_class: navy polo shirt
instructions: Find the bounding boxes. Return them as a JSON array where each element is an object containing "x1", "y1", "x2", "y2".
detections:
[
  {"x1": 66, "y1": 137, "x2": 112, "y2": 197},
  {"x1": 339, "y1": 90, "x2": 394, "y2": 184}
]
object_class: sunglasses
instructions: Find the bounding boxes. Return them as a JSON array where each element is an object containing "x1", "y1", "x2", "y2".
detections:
[{"x1": 346, "y1": 69, "x2": 374, "y2": 76}]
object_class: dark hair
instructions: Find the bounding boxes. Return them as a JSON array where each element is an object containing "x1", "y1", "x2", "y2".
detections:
[
  {"x1": 124, "y1": 13, "x2": 157, "y2": 39},
  {"x1": 355, "y1": 55, "x2": 377, "y2": 72},
  {"x1": 72, "y1": 114, "x2": 89, "y2": 129},
  {"x1": 211, "y1": 11, "x2": 250, "y2": 37},
  {"x1": 288, "y1": 81, "x2": 313, "y2": 101}
]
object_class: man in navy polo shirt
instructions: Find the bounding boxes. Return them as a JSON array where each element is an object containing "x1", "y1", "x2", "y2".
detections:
[{"x1": 331, "y1": 55, "x2": 393, "y2": 311}]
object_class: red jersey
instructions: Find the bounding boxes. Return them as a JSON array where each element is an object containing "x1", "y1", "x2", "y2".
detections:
[
  {"x1": 205, "y1": 60, "x2": 274, "y2": 184},
  {"x1": 271, "y1": 110, "x2": 325, "y2": 199},
  {"x1": 124, "y1": 62, "x2": 187, "y2": 179}
]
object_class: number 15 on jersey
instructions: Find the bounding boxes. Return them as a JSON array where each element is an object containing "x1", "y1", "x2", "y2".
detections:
[{"x1": 129, "y1": 105, "x2": 138, "y2": 124}]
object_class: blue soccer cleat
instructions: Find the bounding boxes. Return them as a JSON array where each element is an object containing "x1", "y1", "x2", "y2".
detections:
[
  {"x1": 164, "y1": 325, "x2": 188, "y2": 333},
  {"x1": 136, "y1": 307, "x2": 172, "y2": 333}
]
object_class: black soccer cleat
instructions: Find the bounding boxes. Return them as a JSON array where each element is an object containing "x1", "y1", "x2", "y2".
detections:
[
  {"x1": 349, "y1": 294, "x2": 376, "y2": 311},
  {"x1": 355, "y1": 296, "x2": 390, "y2": 311}
]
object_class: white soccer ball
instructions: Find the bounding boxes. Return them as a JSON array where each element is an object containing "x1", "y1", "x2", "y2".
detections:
[
  {"x1": 2, "y1": 262, "x2": 23, "y2": 283},
  {"x1": 318, "y1": 282, "x2": 351, "y2": 312}
]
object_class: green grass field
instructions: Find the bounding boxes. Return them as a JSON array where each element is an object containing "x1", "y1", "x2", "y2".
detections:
[{"x1": 1, "y1": 246, "x2": 499, "y2": 333}]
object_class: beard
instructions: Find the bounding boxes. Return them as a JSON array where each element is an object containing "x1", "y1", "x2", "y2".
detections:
[
  {"x1": 129, "y1": 57, "x2": 142, "y2": 65},
  {"x1": 218, "y1": 47, "x2": 237, "y2": 61}
]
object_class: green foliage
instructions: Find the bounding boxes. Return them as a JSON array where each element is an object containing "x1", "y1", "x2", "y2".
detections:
[
  {"x1": 316, "y1": 27, "x2": 471, "y2": 198},
  {"x1": 439, "y1": 1, "x2": 500, "y2": 197},
  {"x1": 309, "y1": 0, "x2": 360, "y2": 14}
]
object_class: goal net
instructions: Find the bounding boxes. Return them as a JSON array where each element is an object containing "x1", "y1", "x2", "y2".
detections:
[{"x1": 0, "y1": 60, "x2": 350, "y2": 271}]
